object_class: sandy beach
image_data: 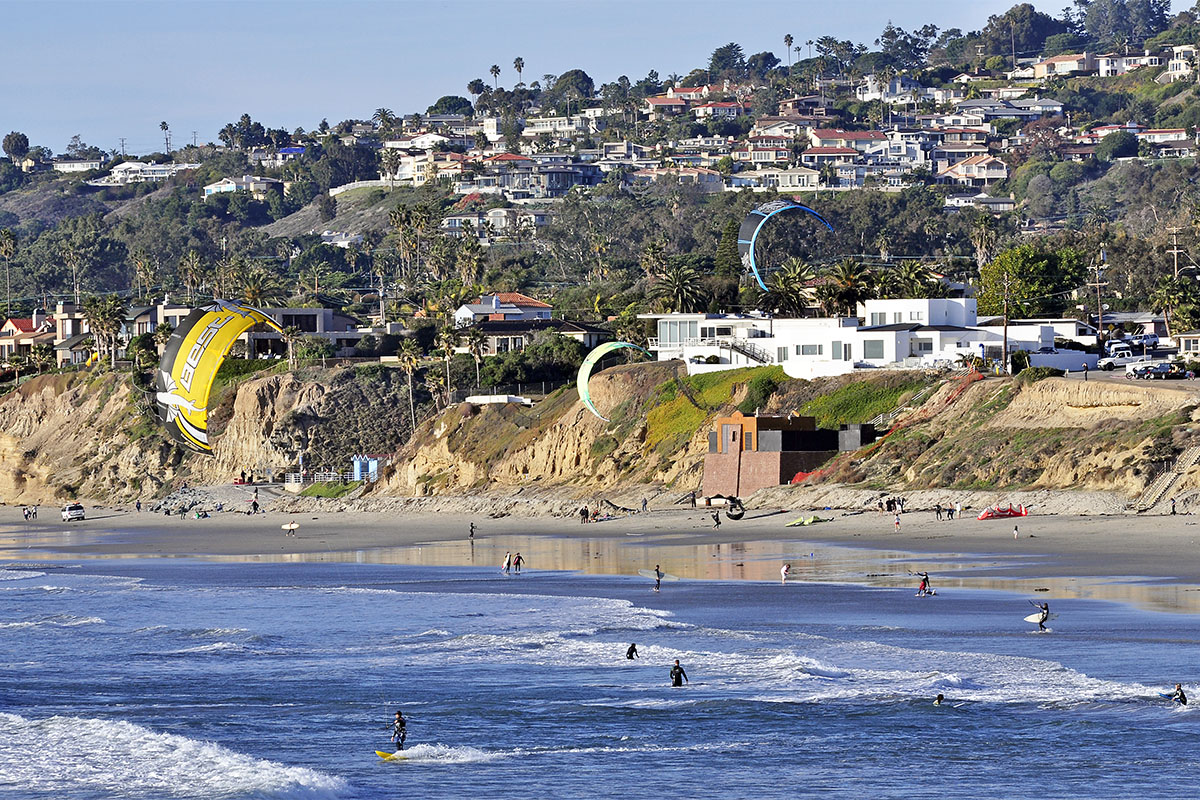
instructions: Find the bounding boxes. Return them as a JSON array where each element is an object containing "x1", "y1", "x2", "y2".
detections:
[{"x1": 5, "y1": 489, "x2": 1200, "y2": 612}]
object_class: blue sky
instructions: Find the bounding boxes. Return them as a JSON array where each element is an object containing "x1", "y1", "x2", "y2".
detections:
[{"x1": 0, "y1": 0, "x2": 1186, "y2": 155}]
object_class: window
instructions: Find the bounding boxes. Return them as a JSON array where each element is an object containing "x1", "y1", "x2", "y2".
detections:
[
  {"x1": 863, "y1": 339, "x2": 885, "y2": 359},
  {"x1": 870, "y1": 312, "x2": 886, "y2": 326},
  {"x1": 800, "y1": 344, "x2": 822, "y2": 356},
  {"x1": 914, "y1": 339, "x2": 933, "y2": 353},
  {"x1": 892, "y1": 312, "x2": 902, "y2": 323},
  {"x1": 910, "y1": 311, "x2": 924, "y2": 321},
  {"x1": 776, "y1": 346, "x2": 788, "y2": 362},
  {"x1": 831, "y1": 340, "x2": 842, "y2": 360},
  {"x1": 744, "y1": 432, "x2": 753, "y2": 450},
  {"x1": 282, "y1": 314, "x2": 317, "y2": 332}
]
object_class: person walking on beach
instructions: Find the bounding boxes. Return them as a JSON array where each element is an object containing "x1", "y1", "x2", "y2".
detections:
[
  {"x1": 670, "y1": 659, "x2": 689, "y2": 687},
  {"x1": 501, "y1": 551, "x2": 512, "y2": 574},
  {"x1": 1169, "y1": 683, "x2": 1188, "y2": 705},
  {"x1": 31, "y1": 505, "x2": 37, "y2": 520},
  {"x1": 641, "y1": 497, "x2": 648, "y2": 513},
  {"x1": 894, "y1": 513, "x2": 901, "y2": 532},
  {"x1": 1013, "y1": 524, "x2": 1020, "y2": 539},
  {"x1": 689, "y1": 491, "x2": 696, "y2": 508},
  {"x1": 135, "y1": 500, "x2": 141, "y2": 513},
  {"x1": 1170, "y1": 497, "x2": 1177, "y2": 516},
  {"x1": 389, "y1": 710, "x2": 407, "y2": 751},
  {"x1": 712, "y1": 511, "x2": 721, "y2": 530},
  {"x1": 653, "y1": 564, "x2": 663, "y2": 593},
  {"x1": 469, "y1": 522, "x2": 475, "y2": 540},
  {"x1": 781, "y1": 563, "x2": 790, "y2": 585},
  {"x1": 1082, "y1": 362, "x2": 1089, "y2": 382},
  {"x1": 512, "y1": 552, "x2": 524, "y2": 574},
  {"x1": 934, "y1": 503, "x2": 943, "y2": 521},
  {"x1": 627, "y1": 643, "x2": 639, "y2": 660},
  {"x1": 580, "y1": 506, "x2": 588, "y2": 524},
  {"x1": 955, "y1": 501, "x2": 962, "y2": 519}
]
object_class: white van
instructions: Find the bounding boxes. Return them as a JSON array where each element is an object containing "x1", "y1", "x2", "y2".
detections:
[{"x1": 61, "y1": 504, "x2": 85, "y2": 522}]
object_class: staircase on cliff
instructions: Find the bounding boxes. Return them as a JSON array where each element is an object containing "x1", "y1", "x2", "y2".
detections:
[{"x1": 1134, "y1": 444, "x2": 1200, "y2": 512}]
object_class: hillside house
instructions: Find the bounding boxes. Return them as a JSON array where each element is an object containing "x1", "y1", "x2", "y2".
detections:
[
  {"x1": 800, "y1": 147, "x2": 858, "y2": 167},
  {"x1": 809, "y1": 129, "x2": 888, "y2": 152},
  {"x1": 452, "y1": 318, "x2": 609, "y2": 356},
  {"x1": 1033, "y1": 53, "x2": 1097, "y2": 79},
  {"x1": 1162, "y1": 45, "x2": 1196, "y2": 82},
  {"x1": 90, "y1": 161, "x2": 199, "y2": 185},
  {"x1": 1097, "y1": 52, "x2": 1162, "y2": 76},
  {"x1": 454, "y1": 293, "x2": 553, "y2": 328},
  {"x1": 855, "y1": 74, "x2": 924, "y2": 104},
  {"x1": 691, "y1": 102, "x2": 746, "y2": 119},
  {"x1": 628, "y1": 166, "x2": 725, "y2": 192},
  {"x1": 644, "y1": 97, "x2": 688, "y2": 119},
  {"x1": 760, "y1": 165, "x2": 821, "y2": 189},
  {"x1": 241, "y1": 308, "x2": 364, "y2": 358},
  {"x1": 0, "y1": 312, "x2": 54, "y2": 361},
  {"x1": 52, "y1": 159, "x2": 103, "y2": 173},
  {"x1": 203, "y1": 175, "x2": 284, "y2": 201}
]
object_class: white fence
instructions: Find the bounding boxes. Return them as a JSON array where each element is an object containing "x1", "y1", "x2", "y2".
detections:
[{"x1": 328, "y1": 180, "x2": 389, "y2": 197}]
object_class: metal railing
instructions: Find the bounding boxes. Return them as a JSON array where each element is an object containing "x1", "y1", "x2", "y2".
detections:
[{"x1": 648, "y1": 336, "x2": 775, "y2": 364}]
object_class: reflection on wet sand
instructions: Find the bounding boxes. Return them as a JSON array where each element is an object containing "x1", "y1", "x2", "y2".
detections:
[{"x1": 5, "y1": 531, "x2": 1200, "y2": 614}]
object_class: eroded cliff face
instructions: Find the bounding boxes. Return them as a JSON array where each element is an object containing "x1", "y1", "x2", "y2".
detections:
[{"x1": 0, "y1": 373, "x2": 180, "y2": 504}]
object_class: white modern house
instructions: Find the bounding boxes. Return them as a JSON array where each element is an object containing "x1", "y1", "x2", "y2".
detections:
[{"x1": 641, "y1": 298, "x2": 1086, "y2": 379}]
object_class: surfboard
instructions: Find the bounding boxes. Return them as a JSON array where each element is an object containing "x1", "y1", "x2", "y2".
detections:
[
  {"x1": 638, "y1": 568, "x2": 679, "y2": 581},
  {"x1": 1023, "y1": 612, "x2": 1057, "y2": 623},
  {"x1": 376, "y1": 750, "x2": 409, "y2": 761},
  {"x1": 281, "y1": 523, "x2": 299, "y2": 531}
]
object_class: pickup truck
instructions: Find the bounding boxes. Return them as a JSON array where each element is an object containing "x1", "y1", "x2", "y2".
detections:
[{"x1": 1099, "y1": 352, "x2": 1153, "y2": 371}]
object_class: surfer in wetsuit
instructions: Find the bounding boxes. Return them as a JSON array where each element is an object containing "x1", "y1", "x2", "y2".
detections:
[
  {"x1": 916, "y1": 572, "x2": 931, "y2": 596},
  {"x1": 934, "y1": 693, "x2": 944, "y2": 706},
  {"x1": 512, "y1": 552, "x2": 524, "y2": 573},
  {"x1": 653, "y1": 565, "x2": 663, "y2": 593},
  {"x1": 1031, "y1": 600, "x2": 1050, "y2": 631},
  {"x1": 670, "y1": 659, "x2": 688, "y2": 687},
  {"x1": 1170, "y1": 683, "x2": 1188, "y2": 705},
  {"x1": 627, "y1": 643, "x2": 639, "y2": 659},
  {"x1": 389, "y1": 710, "x2": 407, "y2": 751}
]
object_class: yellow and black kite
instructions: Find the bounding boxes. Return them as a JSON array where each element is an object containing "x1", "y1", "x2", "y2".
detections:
[{"x1": 154, "y1": 300, "x2": 283, "y2": 454}]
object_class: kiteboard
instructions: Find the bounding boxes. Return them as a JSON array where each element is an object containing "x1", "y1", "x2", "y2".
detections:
[
  {"x1": 638, "y1": 569, "x2": 679, "y2": 581},
  {"x1": 376, "y1": 750, "x2": 409, "y2": 761},
  {"x1": 1023, "y1": 612, "x2": 1058, "y2": 623}
]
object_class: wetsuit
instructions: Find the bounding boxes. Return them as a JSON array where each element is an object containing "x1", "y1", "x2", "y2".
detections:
[
  {"x1": 627, "y1": 644, "x2": 639, "y2": 659},
  {"x1": 670, "y1": 663, "x2": 688, "y2": 686},
  {"x1": 1172, "y1": 687, "x2": 1188, "y2": 705},
  {"x1": 1037, "y1": 604, "x2": 1049, "y2": 632},
  {"x1": 390, "y1": 715, "x2": 407, "y2": 750}
]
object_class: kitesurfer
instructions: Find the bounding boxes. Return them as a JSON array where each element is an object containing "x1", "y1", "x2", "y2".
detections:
[
  {"x1": 1031, "y1": 600, "x2": 1050, "y2": 632},
  {"x1": 1170, "y1": 684, "x2": 1188, "y2": 705},
  {"x1": 389, "y1": 710, "x2": 407, "y2": 751}
]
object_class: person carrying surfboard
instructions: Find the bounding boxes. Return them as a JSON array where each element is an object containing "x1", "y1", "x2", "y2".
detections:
[
  {"x1": 1030, "y1": 600, "x2": 1050, "y2": 632},
  {"x1": 654, "y1": 565, "x2": 663, "y2": 593},
  {"x1": 389, "y1": 710, "x2": 407, "y2": 751},
  {"x1": 670, "y1": 659, "x2": 688, "y2": 687},
  {"x1": 1169, "y1": 684, "x2": 1188, "y2": 705}
]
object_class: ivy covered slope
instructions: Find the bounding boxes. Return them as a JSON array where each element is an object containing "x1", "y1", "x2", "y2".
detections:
[
  {"x1": 375, "y1": 364, "x2": 937, "y2": 501},
  {"x1": 818, "y1": 373, "x2": 1200, "y2": 497}
]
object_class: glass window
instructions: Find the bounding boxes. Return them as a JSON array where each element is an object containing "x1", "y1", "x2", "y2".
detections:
[
  {"x1": 870, "y1": 313, "x2": 886, "y2": 326},
  {"x1": 910, "y1": 311, "x2": 924, "y2": 320},
  {"x1": 688, "y1": 321, "x2": 699, "y2": 339},
  {"x1": 831, "y1": 340, "x2": 842, "y2": 360},
  {"x1": 892, "y1": 312, "x2": 902, "y2": 323},
  {"x1": 864, "y1": 340, "x2": 885, "y2": 359},
  {"x1": 800, "y1": 344, "x2": 822, "y2": 355},
  {"x1": 776, "y1": 346, "x2": 788, "y2": 362}
]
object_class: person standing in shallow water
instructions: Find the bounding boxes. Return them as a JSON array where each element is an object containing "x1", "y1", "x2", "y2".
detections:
[
  {"x1": 626, "y1": 643, "x2": 639, "y2": 659},
  {"x1": 670, "y1": 659, "x2": 688, "y2": 687}
]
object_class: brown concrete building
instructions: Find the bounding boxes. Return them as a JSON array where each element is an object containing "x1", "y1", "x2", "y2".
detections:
[{"x1": 701, "y1": 411, "x2": 876, "y2": 498}]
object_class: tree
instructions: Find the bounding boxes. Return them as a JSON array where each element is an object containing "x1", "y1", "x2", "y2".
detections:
[
  {"x1": 178, "y1": 251, "x2": 204, "y2": 302},
  {"x1": 82, "y1": 294, "x2": 127, "y2": 368},
  {"x1": 372, "y1": 108, "x2": 397, "y2": 131},
  {"x1": 489, "y1": 64, "x2": 501, "y2": 89},
  {"x1": 1095, "y1": 130, "x2": 1138, "y2": 161},
  {"x1": 0, "y1": 228, "x2": 15, "y2": 315},
  {"x1": 3, "y1": 131, "x2": 29, "y2": 163},
  {"x1": 465, "y1": 326, "x2": 488, "y2": 388},
  {"x1": 824, "y1": 259, "x2": 875, "y2": 316},
  {"x1": 1150, "y1": 275, "x2": 1198, "y2": 340},
  {"x1": 651, "y1": 260, "x2": 707, "y2": 312},
  {"x1": 761, "y1": 258, "x2": 817, "y2": 315},
  {"x1": 29, "y1": 344, "x2": 55, "y2": 374},
  {"x1": 513, "y1": 56, "x2": 525, "y2": 85},
  {"x1": 979, "y1": 4, "x2": 1066, "y2": 58},
  {"x1": 426, "y1": 95, "x2": 473, "y2": 116},
  {"x1": 552, "y1": 69, "x2": 595, "y2": 101},
  {"x1": 397, "y1": 336, "x2": 421, "y2": 431},
  {"x1": 784, "y1": 34, "x2": 794, "y2": 76},
  {"x1": 160, "y1": 121, "x2": 170, "y2": 153},
  {"x1": 467, "y1": 78, "x2": 487, "y2": 107},
  {"x1": 709, "y1": 42, "x2": 747, "y2": 79},
  {"x1": 714, "y1": 219, "x2": 742, "y2": 278},
  {"x1": 437, "y1": 325, "x2": 460, "y2": 403}
]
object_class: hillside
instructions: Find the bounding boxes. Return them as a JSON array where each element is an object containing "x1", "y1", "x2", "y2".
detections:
[
  {"x1": 2, "y1": 363, "x2": 1199, "y2": 511},
  {"x1": 261, "y1": 185, "x2": 407, "y2": 239}
]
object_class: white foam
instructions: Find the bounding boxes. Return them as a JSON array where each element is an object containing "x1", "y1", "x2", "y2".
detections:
[
  {"x1": 0, "y1": 614, "x2": 104, "y2": 630},
  {"x1": 0, "y1": 712, "x2": 345, "y2": 798},
  {"x1": 0, "y1": 569, "x2": 46, "y2": 581}
]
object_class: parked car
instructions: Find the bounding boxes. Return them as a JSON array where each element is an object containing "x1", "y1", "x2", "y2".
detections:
[
  {"x1": 1130, "y1": 333, "x2": 1160, "y2": 349},
  {"x1": 1131, "y1": 363, "x2": 1186, "y2": 380},
  {"x1": 1035, "y1": 346, "x2": 1058, "y2": 354},
  {"x1": 1099, "y1": 352, "x2": 1150, "y2": 371},
  {"x1": 61, "y1": 503, "x2": 85, "y2": 522}
]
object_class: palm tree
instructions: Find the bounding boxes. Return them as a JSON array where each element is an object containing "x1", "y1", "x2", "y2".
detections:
[
  {"x1": 239, "y1": 265, "x2": 284, "y2": 306},
  {"x1": 489, "y1": 64, "x2": 501, "y2": 89},
  {"x1": 650, "y1": 260, "x2": 707, "y2": 313},
  {"x1": 1151, "y1": 276, "x2": 1195, "y2": 341},
  {"x1": 283, "y1": 325, "x2": 301, "y2": 368},
  {"x1": 424, "y1": 370, "x2": 446, "y2": 413},
  {"x1": 761, "y1": 257, "x2": 817, "y2": 316},
  {"x1": 806, "y1": 39, "x2": 814, "y2": 59},
  {"x1": 396, "y1": 337, "x2": 421, "y2": 431},
  {"x1": 132, "y1": 250, "x2": 157, "y2": 302},
  {"x1": 513, "y1": 57, "x2": 525, "y2": 85},
  {"x1": 380, "y1": 148, "x2": 401, "y2": 188},
  {"x1": 784, "y1": 34, "x2": 794, "y2": 77},
  {"x1": 0, "y1": 228, "x2": 15, "y2": 315},
  {"x1": 82, "y1": 294, "x2": 127, "y2": 367},
  {"x1": 153, "y1": 322, "x2": 174, "y2": 349},
  {"x1": 372, "y1": 108, "x2": 397, "y2": 132},
  {"x1": 437, "y1": 325, "x2": 460, "y2": 404},
  {"x1": 178, "y1": 251, "x2": 203, "y2": 302},
  {"x1": 825, "y1": 259, "x2": 875, "y2": 316},
  {"x1": 465, "y1": 326, "x2": 488, "y2": 388},
  {"x1": 29, "y1": 344, "x2": 54, "y2": 374},
  {"x1": 160, "y1": 121, "x2": 170, "y2": 153}
]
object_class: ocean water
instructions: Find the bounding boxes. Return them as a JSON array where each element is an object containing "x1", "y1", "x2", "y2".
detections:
[{"x1": 2, "y1": 558, "x2": 1199, "y2": 799}]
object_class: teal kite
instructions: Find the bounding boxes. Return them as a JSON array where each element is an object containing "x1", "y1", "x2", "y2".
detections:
[{"x1": 577, "y1": 341, "x2": 650, "y2": 421}]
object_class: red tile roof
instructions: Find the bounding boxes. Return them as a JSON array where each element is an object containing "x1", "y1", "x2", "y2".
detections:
[
  {"x1": 2, "y1": 318, "x2": 35, "y2": 333},
  {"x1": 812, "y1": 129, "x2": 887, "y2": 140},
  {"x1": 475, "y1": 292, "x2": 552, "y2": 308},
  {"x1": 484, "y1": 153, "x2": 532, "y2": 162},
  {"x1": 647, "y1": 97, "x2": 686, "y2": 105},
  {"x1": 804, "y1": 146, "x2": 858, "y2": 155}
]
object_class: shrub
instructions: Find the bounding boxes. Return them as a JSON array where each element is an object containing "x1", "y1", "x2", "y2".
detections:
[
  {"x1": 1017, "y1": 366, "x2": 1064, "y2": 383},
  {"x1": 737, "y1": 373, "x2": 780, "y2": 414}
]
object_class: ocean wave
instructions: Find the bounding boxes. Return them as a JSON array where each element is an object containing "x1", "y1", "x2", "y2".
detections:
[
  {"x1": 0, "y1": 614, "x2": 104, "y2": 630},
  {"x1": 0, "y1": 712, "x2": 346, "y2": 798},
  {"x1": 0, "y1": 569, "x2": 46, "y2": 581}
]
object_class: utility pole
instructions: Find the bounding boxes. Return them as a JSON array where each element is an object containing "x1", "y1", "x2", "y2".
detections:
[
  {"x1": 118, "y1": 137, "x2": 126, "y2": 157},
  {"x1": 1167, "y1": 227, "x2": 1184, "y2": 278},
  {"x1": 1011, "y1": 22, "x2": 1017, "y2": 71},
  {"x1": 1087, "y1": 245, "x2": 1108, "y2": 348}
]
